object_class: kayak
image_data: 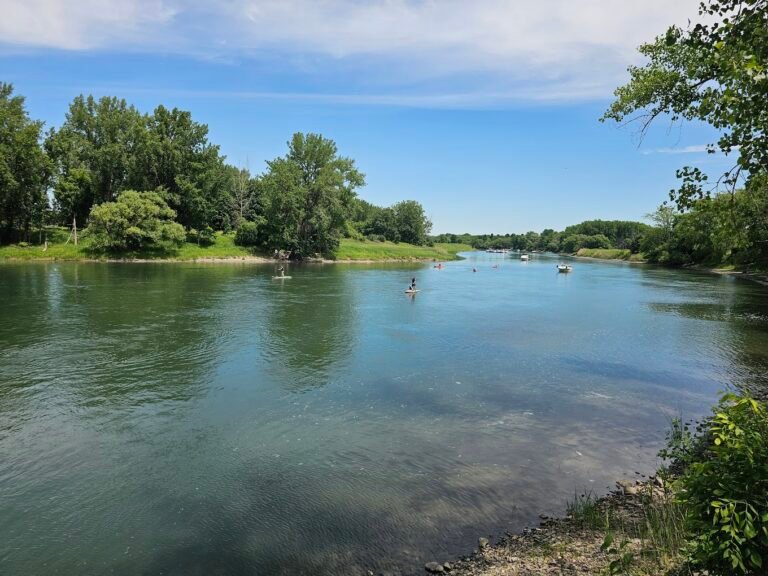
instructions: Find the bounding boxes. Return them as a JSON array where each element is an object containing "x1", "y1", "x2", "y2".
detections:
[{"x1": 272, "y1": 276, "x2": 292, "y2": 280}]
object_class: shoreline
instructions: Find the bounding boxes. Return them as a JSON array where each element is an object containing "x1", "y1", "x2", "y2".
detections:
[
  {"x1": 564, "y1": 253, "x2": 768, "y2": 286},
  {"x1": 0, "y1": 255, "x2": 456, "y2": 265},
  {"x1": 409, "y1": 476, "x2": 678, "y2": 576}
]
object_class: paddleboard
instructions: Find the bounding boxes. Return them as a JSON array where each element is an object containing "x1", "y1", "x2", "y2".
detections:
[
  {"x1": 272, "y1": 276, "x2": 292, "y2": 280},
  {"x1": 404, "y1": 289, "x2": 420, "y2": 294}
]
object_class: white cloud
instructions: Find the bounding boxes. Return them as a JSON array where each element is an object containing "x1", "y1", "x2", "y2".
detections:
[
  {"x1": 0, "y1": 0, "x2": 177, "y2": 50},
  {"x1": 0, "y1": 0, "x2": 703, "y2": 102},
  {"x1": 642, "y1": 145, "x2": 712, "y2": 155}
]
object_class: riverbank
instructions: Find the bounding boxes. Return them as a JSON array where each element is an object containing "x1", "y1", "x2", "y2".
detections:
[
  {"x1": 573, "y1": 248, "x2": 647, "y2": 262},
  {"x1": 0, "y1": 232, "x2": 470, "y2": 264},
  {"x1": 415, "y1": 477, "x2": 688, "y2": 576}
]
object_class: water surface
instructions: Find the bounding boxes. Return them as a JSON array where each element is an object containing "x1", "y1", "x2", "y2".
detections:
[{"x1": 1, "y1": 253, "x2": 767, "y2": 575}]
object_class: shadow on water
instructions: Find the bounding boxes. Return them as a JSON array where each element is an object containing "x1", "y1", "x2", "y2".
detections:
[
  {"x1": 262, "y1": 266, "x2": 357, "y2": 393},
  {"x1": 643, "y1": 270, "x2": 768, "y2": 399}
]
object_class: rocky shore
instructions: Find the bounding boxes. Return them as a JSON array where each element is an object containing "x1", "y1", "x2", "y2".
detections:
[{"x1": 387, "y1": 476, "x2": 696, "y2": 576}]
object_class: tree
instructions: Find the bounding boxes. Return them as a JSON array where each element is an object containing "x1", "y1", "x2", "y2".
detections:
[
  {"x1": 393, "y1": 200, "x2": 431, "y2": 245},
  {"x1": 362, "y1": 205, "x2": 398, "y2": 241},
  {"x1": 602, "y1": 0, "x2": 768, "y2": 208},
  {"x1": 131, "y1": 105, "x2": 230, "y2": 231},
  {"x1": 258, "y1": 133, "x2": 365, "y2": 258},
  {"x1": 45, "y1": 95, "x2": 143, "y2": 224},
  {"x1": 228, "y1": 166, "x2": 259, "y2": 225},
  {"x1": 0, "y1": 83, "x2": 50, "y2": 242},
  {"x1": 87, "y1": 190, "x2": 185, "y2": 251}
]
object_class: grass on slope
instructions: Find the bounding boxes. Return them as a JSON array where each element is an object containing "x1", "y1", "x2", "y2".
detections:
[
  {"x1": 335, "y1": 239, "x2": 471, "y2": 261},
  {"x1": 1, "y1": 229, "x2": 469, "y2": 262},
  {"x1": 0, "y1": 228, "x2": 262, "y2": 261}
]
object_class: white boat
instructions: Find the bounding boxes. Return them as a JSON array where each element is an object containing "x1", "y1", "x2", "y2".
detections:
[
  {"x1": 557, "y1": 264, "x2": 573, "y2": 273},
  {"x1": 520, "y1": 254, "x2": 529, "y2": 261}
]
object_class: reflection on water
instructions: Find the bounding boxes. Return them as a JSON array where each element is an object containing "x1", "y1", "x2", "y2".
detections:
[{"x1": 0, "y1": 256, "x2": 767, "y2": 575}]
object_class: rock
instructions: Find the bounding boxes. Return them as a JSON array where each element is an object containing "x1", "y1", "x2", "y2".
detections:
[
  {"x1": 478, "y1": 537, "x2": 489, "y2": 549},
  {"x1": 616, "y1": 480, "x2": 640, "y2": 495},
  {"x1": 654, "y1": 475, "x2": 664, "y2": 488},
  {"x1": 425, "y1": 561, "x2": 444, "y2": 573},
  {"x1": 443, "y1": 562, "x2": 452, "y2": 571}
]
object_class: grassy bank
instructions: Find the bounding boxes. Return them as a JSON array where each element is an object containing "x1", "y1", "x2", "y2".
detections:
[
  {"x1": 0, "y1": 228, "x2": 470, "y2": 262},
  {"x1": 0, "y1": 228, "x2": 263, "y2": 261},
  {"x1": 334, "y1": 239, "x2": 471, "y2": 261},
  {"x1": 575, "y1": 247, "x2": 646, "y2": 262}
]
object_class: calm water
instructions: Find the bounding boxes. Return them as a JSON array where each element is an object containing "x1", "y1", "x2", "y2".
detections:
[{"x1": 1, "y1": 253, "x2": 767, "y2": 575}]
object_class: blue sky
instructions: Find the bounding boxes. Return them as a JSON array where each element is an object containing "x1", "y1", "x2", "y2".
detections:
[{"x1": 0, "y1": 0, "x2": 734, "y2": 234}]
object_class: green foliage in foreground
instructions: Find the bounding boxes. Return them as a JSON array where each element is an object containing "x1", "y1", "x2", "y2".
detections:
[
  {"x1": 603, "y1": 0, "x2": 768, "y2": 209},
  {"x1": 671, "y1": 394, "x2": 768, "y2": 574},
  {"x1": 334, "y1": 239, "x2": 470, "y2": 261}
]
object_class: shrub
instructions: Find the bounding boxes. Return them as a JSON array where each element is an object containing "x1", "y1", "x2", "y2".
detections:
[
  {"x1": 187, "y1": 226, "x2": 216, "y2": 246},
  {"x1": 675, "y1": 394, "x2": 768, "y2": 574},
  {"x1": 234, "y1": 220, "x2": 261, "y2": 246},
  {"x1": 87, "y1": 191, "x2": 185, "y2": 251}
]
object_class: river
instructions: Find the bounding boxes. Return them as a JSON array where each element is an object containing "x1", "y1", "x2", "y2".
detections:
[{"x1": 1, "y1": 253, "x2": 767, "y2": 575}]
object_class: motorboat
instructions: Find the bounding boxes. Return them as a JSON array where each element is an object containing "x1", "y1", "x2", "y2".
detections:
[
  {"x1": 557, "y1": 264, "x2": 573, "y2": 273},
  {"x1": 520, "y1": 254, "x2": 529, "y2": 261}
]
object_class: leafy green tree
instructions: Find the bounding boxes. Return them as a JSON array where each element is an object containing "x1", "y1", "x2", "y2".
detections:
[
  {"x1": 393, "y1": 200, "x2": 431, "y2": 245},
  {"x1": 561, "y1": 233, "x2": 612, "y2": 253},
  {"x1": 362, "y1": 205, "x2": 398, "y2": 241},
  {"x1": 234, "y1": 219, "x2": 264, "y2": 247},
  {"x1": 603, "y1": 0, "x2": 768, "y2": 207},
  {"x1": 228, "y1": 166, "x2": 260, "y2": 226},
  {"x1": 258, "y1": 133, "x2": 365, "y2": 258},
  {"x1": 131, "y1": 105, "x2": 230, "y2": 231},
  {"x1": 45, "y1": 95, "x2": 143, "y2": 224},
  {"x1": 87, "y1": 190, "x2": 184, "y2": 251},
  {"x1": 0, "y1": 83, "x2": 50, "y2": 242}
]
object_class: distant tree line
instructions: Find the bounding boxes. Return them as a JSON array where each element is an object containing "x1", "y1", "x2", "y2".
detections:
[
  {"x1": 0, "y1": 84, "x2": 432, "y2": 258},
  {"x1": 433, "y1": 220, "x2": 651, "y2": 254},
  {"x1": 435, "y1": 200, "x2": 768, "y2": 269}
]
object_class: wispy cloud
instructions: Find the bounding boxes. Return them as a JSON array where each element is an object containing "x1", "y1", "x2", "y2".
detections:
[
  {"x1": 0, "y1": 0, "x2": 703, "y2": 104},
  {"x1": 642, "y1": 145, "x2": 712, "y2": 155}
]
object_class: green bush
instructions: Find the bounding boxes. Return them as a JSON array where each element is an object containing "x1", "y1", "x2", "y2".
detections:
[
  {"x1": 234, "y1": 220, "x2": 261, "y2": 246},
  {"x1": 87, "y1": 190, "x2": 185, "y2": 251},
  {"x1": 675, "y1": 394, "x2": 768, "y2": 574},
  {"x1": 187, "y1": 226, "x2": 216, "y2": 246}
]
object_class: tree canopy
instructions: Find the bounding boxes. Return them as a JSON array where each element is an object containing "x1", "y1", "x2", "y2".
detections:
[
  {"x1": 258, "y1": 133, "x2": 365, "y2": 258},
  {"x1": 0, "y1": 83, "x2": 50, "y2": 242},
  {"x1": 602, "y1": 0, "x2": 768, "y2": 208}
]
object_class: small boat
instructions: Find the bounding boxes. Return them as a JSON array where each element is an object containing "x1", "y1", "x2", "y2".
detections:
[
  {"x1": 520, "y1": 254, "x2": 529, "y2": 261},
  {"x1": 557, "y1": 264, "x2": 573, "y2": 273}
]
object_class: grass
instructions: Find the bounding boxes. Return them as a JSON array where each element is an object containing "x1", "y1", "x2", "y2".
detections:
[
  {"x1": 0, "y1": 228, "x2": 262, "y2": 261},
  {"x1": 576, "y1": 248, "x2": 646, "y2": 262},
  {"x1": 565, "y1": 483, "x2": 690, "y2": 575},
  {"x1": 334, "y1": 239, "x2": 472, "y2": 261},
  {"x1": 0, "y1": 229, "x2": 469, "y2": 262}
]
